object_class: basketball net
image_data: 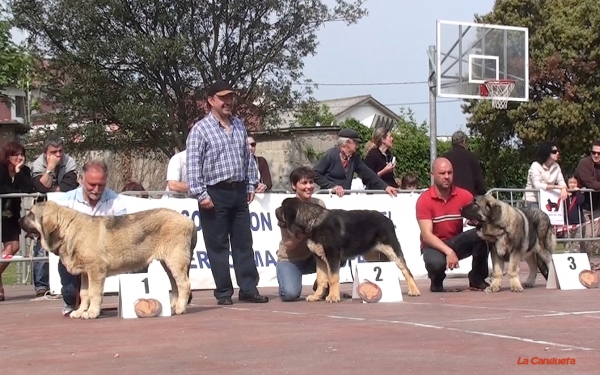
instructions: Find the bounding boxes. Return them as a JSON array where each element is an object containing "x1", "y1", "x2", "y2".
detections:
[{"x1": 481, "y1": 80, "x2": 515, "y2": 109}]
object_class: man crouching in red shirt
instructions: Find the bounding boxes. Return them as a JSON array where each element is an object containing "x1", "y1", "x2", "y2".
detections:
[{"x1": 416, "y1": 157, "x2": 490, "y2": 292}]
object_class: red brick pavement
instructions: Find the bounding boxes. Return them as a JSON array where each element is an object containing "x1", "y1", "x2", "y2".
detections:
[{"x1": 1, "y1": 273, "x2": 599, "y2": 375}]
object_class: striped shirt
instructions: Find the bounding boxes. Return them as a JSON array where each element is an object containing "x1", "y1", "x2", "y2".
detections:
[
  {"x1": 416, "y1": 185, "x2": 473, "y2": 250},
  {"x1": 186, "y1": 111, "x2": 258, "y2": 201}
]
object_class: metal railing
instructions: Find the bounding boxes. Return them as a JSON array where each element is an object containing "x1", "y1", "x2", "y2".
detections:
[
  {"x1": 0, "y1": 193, "x2": 49, "y2": 285},
  {"x1": 487, "y1": 188, "x2": 600, "y2": 253},
  {"x1": 3, "y1": 186, "x2": 599, "y2": 286}
]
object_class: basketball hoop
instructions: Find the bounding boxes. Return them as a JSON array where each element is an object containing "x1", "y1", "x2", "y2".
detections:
[{"x1": 480, "y1": 79, "x2": 516, "y2": 109}]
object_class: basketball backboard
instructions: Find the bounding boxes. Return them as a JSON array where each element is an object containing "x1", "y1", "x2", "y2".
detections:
[{"x1": 435, "y1": 20, "x2": 529, "y2": 102}]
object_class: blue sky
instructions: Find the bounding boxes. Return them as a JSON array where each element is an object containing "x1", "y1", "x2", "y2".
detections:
[{"x1": 301, "y1": 0, "x2": 496, "y2": 136}]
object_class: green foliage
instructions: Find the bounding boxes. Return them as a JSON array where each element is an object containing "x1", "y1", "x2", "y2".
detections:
[
  {"x1": 9, "y1": 0, "x2": 368, "y2": 157},
  {"x1": 294, "y1": 100, "x2": 337, "y2": 127},
  {"x1": 339, "y1": 109, "x2": 451, "y2": 188},
  {"x1": 0, "y1": 18, "x2": 33, "y2": 109},
  {"x1": 465, "y1": 0, "x2": 600, "y2": 188}
]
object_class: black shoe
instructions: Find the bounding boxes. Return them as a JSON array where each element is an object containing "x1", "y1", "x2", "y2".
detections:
[
  {"x1": 217, "y1": 297, "x2": 233, "y2": 305},
  {"x1": 430, "y1": 279, "x2": 444, "y2": 293},
  {"x1": 239, "y1": 293, "x2": 269, "y2": 303},
  {"x1": 469, "y1": 280, "x2": 490, "y2": 290}
]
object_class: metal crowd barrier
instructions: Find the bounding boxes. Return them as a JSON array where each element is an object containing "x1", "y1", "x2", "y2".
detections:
[
  {"x1": 0, "y1": 193, "x2": 50, "y2": 285},
  {"x1": 486, "y1": 188, "x2": 600, "y2": 253}
]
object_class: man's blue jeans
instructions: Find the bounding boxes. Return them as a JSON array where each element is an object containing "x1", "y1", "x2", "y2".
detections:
[
  {"x1": 32, "y1": 242, "x2": 49, "y2": 293},
  {"x1": 276, "y1": 257, "x2": 316, "y2": 302}
]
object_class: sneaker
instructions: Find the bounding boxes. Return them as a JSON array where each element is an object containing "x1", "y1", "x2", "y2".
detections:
[
  {"x1": 35, "y1": 289, "x2": 48, "y2": 298},
  {"x1": 469, "y1": 280, "x2": 490, "y2": 290},
  {"x1": 62, "y1": 305, "x2": 75, "y2": 317}
]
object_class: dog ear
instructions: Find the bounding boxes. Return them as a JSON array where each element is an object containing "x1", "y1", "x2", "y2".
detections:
[{"x1": 489, "y1": 202, "x2": 503, "y2": 222}]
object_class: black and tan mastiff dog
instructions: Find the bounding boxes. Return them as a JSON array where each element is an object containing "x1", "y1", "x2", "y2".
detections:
[
  {"x1": 461, "y1": 194, "x2": 555, "y2": 293},
  {"x1": 275, "y1": 197, "x2": 420, "y2": 302},
  {"x1": 19, "y1": 201, "x2": 197, "y2": 319}
]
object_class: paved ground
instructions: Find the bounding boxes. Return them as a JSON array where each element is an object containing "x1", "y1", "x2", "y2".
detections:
[{"x1": 2, "y1": 270, "x2": 599, "y2": 375}]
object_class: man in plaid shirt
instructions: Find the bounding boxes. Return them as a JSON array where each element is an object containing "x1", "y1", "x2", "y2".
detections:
[{"x1": 186, "y1": 80, "x2": 268, "y2": 305}]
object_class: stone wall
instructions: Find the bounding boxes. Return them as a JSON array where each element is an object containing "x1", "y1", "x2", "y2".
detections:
[
  {"x1": 252, "y1": 127, "x2": 338, "y2": 190},
  {"x1": 30, "y1": 127, "x2": 338, "y2": 194}
]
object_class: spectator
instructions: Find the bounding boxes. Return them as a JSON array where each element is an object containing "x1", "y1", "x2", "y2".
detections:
[
  {"x1": 415, "y1": 157, "x2": 489, "y2": 292},
  {"x1": 362, "y1": 127, "x2": 399, "y2": 189},
  {"x1": 276, "y1": 166, "x2": 326, "y2": 301},
  {"x1": 247, "y1": 136, "x2": 272, "y2": 193},
  {"x1": 186, "y1": 80, "x2": 268, "y2": 305},
  {"x1": 562, "y1": 175, "x2": 585, "y2": 253},
  {"x1": 400, "y1": 172, "x2": 419, "y2": 190},
  {"x1": 122, "y1": 180, "x2": 148, "y2": 199},
  {"x1": 442, "y1": 131, "x2": 486, "y2": 196},
  {"x1": 165, "y1": 149, "x2": 188, "y2": 197},
  {"x1": 56, "y1": 160, "x2": 127, "y2": 317},
  {"x1": 574, "y1": 140, "x2": 600, "y2": 253},
  {"x1": 30, "y1": 135, "x2": 79, "y2": 298},
  {"x1": 0, "y1": 141, "x2": 35, "y2": 301},
  {"x1": 524, "y1": 141, "x2": 568, "y2": 208},
  {"x1": 313, "y1": 128, "x2": 398, "y2": 198}
]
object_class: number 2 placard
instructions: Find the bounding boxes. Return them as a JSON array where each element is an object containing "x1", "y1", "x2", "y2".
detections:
[
  {"x1": 351, "y1": 262, "x2": 404, "y2": 303},
  {"x1": 546, "y1": 253, "x2": 592, "y2": 290},
  {"x1": 118, "y1": 273, "x2": 172, "y2": 319}
]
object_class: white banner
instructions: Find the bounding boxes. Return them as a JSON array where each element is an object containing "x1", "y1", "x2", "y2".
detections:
[{"x1": 47, "y1": 191, "x2": 473, "y2": 295}]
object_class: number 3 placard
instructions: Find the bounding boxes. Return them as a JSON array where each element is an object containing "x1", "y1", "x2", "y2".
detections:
[
  {"x1": 546, "y1": 253, "x2": 593, "y2": 290},
  {"x1": 118, "y1": 273, "x2": 172, "y2": 319},
  {"x1": 351, "y1": 262, "x2": 404, "y2": 303}
]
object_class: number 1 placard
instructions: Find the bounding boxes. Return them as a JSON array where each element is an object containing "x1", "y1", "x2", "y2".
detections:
[
  {"x1": 546, "y1": 253, "x2": 592, "y2": 290},
  {"x1": 351, "y1": 262, "x2": 404, "y2": 303},
  {"x1": 118, "y1": 273, "x2": 172, "y2": 319}
]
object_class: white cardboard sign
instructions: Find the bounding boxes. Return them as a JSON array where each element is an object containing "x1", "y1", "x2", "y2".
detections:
[
  {"x1": 351, "y1": 261, "x2": 404, "y2": 303},
  {"x1": 118, "y1": 273, "x2": 172, "y2": 319},
  {"x1": 546, "y1": 253, "x2": 592, "y2": 290}
]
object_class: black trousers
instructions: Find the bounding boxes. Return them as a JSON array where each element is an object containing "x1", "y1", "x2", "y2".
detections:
[
  {"x1": 199, "y1": 184, "x2": 259, "y2": 299},
  {"x1": 422, "y1": 228, "x2": 489, "y2": 285}
]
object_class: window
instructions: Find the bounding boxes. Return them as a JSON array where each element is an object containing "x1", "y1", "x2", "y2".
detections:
[{"x1": 15, "y1": 96, "x2": 27, "y2": 119}]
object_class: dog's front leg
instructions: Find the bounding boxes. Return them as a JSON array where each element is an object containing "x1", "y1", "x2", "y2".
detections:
[
  {"x1": 485, "y1": 247, "x2": 505, "y2": 293},
  {"x1": 80, "y1": 271, "x2": 106, "y2": 319},
  {"x1": 70, "y1": 273, "x2": 89, "y2": 319},
  {"x1": 508, "y1": 252, "x2": 524, "y2": 292},
  {"x1": 307, "y1": 257, "x2": 329, "y2": 302},
  {"x1": 325, "y1": 258, "x2": 341, "y2": 303}
]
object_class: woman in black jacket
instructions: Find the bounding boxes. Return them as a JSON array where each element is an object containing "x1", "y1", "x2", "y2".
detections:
[{"x1": 0, "y1": 141, "x2": 35, "y2": 300}]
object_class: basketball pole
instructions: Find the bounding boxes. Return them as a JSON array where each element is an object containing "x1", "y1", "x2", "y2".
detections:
[{"x1": 427, "y1": 45, "x2": 437, "y2": 185}]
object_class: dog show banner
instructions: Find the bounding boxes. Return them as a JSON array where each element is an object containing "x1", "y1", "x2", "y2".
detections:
[{"x1": 46, "y1": 191, "x2": 475, "y2": 295}]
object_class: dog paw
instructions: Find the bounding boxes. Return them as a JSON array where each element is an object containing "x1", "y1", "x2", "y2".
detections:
[
  {"x1": 305, "y1": 294, "x2": 321, "y2": 302},
  {"x1": 325, "y1": 294, "x2": 341, "y2": 303},
  {"x1": 510, "y1": 282, "x2": 525, "y2": 292},
  {"x1": 69, "y1": 309, "x2": 84, "y2": 319},
  {"x1": 408, "y1": 289, "x2": 421, "y2": 297},
  {"x1": 522, "y1": 282, "x2": 534, "y2": 289},
  {"x1": 81, "y1": 308, "x2": 100, "y2": 319},
  {"x1": 484, "y1": 285, "x2": 500, "y2": 293}
]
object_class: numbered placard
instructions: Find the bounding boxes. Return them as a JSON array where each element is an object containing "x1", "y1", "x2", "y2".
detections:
[
  {"x1": 546, "y1": 253, "x2": 593, "y2": 290},
  {"x1": 351, "y1": 262, "x2": 404, "y2": 303},
  {"x1": 118, "y1": 273, "x2": 172, "y2": 319}
]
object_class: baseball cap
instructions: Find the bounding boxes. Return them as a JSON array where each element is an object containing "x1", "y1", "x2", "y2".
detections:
[{"x1": 207, "y1": 80, "x2": 236, "y2": 97}]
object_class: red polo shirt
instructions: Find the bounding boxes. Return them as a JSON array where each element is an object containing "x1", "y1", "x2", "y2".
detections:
[{"x1": 415, "y1": 185, "x2": 473, "y2": 250}]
